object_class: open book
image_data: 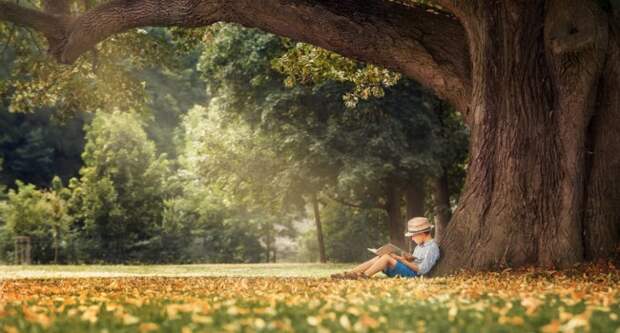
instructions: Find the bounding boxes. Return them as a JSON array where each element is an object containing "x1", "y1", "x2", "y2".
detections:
[{"x1": 367, "y1": 243, "x2": 407, "y2": 257}]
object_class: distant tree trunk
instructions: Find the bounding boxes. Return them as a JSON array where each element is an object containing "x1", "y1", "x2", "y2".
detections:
[
  {"x1": 53, "y1": 226, "x2": 59, "y2": 264},
  {"x1": 311, "y1": 192, "x2": 327, "y2": 263},
  {"x1": 265, "y1": 232, "x2": 271, "y2": 263},
  {"x1": 432, "y1": 168, "x2": 451, "y2": 243},
  {"x1": 405, "y1": 179, "x2": 425, "y2": 219},
  {"x1": 405, "y1": 179, "x2": 425, "y2": 252},
  {"x1": 385, "y1": 180, "x2": 404, "y2": 249}
]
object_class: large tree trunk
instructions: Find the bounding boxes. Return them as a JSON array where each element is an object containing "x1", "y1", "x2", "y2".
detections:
[
  {"x1": 311, "y1": 192, "x2": 327, "y2": 263},
  {"x1": 432, "y1": 168, "x2": 451, "y2": 243},
  {"x1": 435, "y1": 0, "x2": 618, "y2": 274},
  {"x1": 583, "y1": 18, "x2": 620, "y2": 262}
]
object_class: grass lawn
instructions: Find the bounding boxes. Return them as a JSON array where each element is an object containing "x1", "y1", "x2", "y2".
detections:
[
  {"x1": 0, "y1": 263, "x2": 354, "y2": 280},
  {"x1": 1, "y1": 263, "x2": 619, "y2": 332}
]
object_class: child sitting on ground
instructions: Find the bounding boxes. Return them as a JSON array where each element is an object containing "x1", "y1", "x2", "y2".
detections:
[{"x1": 331, "y1": 217, "x2": 440, "y2": 279}]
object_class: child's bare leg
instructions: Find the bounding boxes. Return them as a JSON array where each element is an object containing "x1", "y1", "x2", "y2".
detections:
[
  {"x1": 363, "y1": 254, "x2": 397, "y2": 276},
  {"x1": 349, "y1": 256, "x2": 381, "y2": 273}
]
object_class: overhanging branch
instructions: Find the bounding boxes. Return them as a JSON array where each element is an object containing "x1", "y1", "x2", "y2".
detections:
[
  {"x1": 0, "y1": 2, "x2": 63, "y2": 34},
  {"x1": 0, "y1": 0, "x2": 472, "y2": 112},
  {"x1": 0, "y1": 1, "x2": 70, "y2": 58}
]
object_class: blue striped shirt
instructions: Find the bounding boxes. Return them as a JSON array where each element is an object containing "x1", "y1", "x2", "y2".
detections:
[{"x1": 412, "y1": 239, "x2": 440, "y2": 275}]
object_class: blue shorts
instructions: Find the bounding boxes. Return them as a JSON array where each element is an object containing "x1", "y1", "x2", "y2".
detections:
[{"x1": 383, "y1": 261, "x2": 418, "y2": 278}]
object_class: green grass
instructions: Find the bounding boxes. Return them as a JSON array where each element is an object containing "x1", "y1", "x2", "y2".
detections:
[{"x1": 0, "y1": 263, "x2": 354, "y2": 279}]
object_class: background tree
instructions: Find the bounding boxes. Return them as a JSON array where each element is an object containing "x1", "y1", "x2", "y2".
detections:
[
  {"x1": 312, "y1": 202, "x2": 389, "y2": 263},
  {"x1": 0, "y1": 179, "x2": 72, "y2": 263},
  {"x1": 168, "y1": 105, "x2": 286, "y2": 263},
  {"x1": 69, "y1": 111, "x2": 170, "y2": 263},
  {"x1": 0, "y1": 22, "x2": 206, "y2": 189},
  {"x1": 199, "y1": 24, "x2": 468, "y2": 250},
  {"x1": 0, "y1": 109, "x2": 87, "y2": 188}
]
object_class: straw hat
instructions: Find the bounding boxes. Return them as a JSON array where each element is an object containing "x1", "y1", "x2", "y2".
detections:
[{"x1": 404, "y1": 217, "x2": 434, "y2": 237}]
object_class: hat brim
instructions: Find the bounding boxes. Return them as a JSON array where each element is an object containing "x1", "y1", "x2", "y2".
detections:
[{"x1": 404, "y1": 226, "x2": 433, "y2": 237}]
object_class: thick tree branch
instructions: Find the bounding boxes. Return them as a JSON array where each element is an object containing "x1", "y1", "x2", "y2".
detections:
[
  {"x1": 229, "y1": 0, "x2": 472, "y2": 113},
  {"x1": 0, "y1": 2, "x2": 64, "y2": 35},
  {"x1": 0, "y1": 0, "x2": 472, "y2": 113},
  {"x1": 0, "y1": 1, "x2": 70, "y2": 58},
  {"x1": 57, "y1": 0, "x2": 218, "y2": 63}
]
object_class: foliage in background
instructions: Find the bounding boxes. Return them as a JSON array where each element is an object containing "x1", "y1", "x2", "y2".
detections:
[
  {"x1": 0, "y1": 21, "x2": 469, "y2": 264},
  {"x1": 198, "y1": 24, "x2": 468, "y2": 244},
  {"x1": 137, "y1": 40, "x2": 207, "y2": 159},
  {"x1": 320, "y1": 204, "x2": 388, "y2": 262},
  {"x1": 161, "y1": 195, "x2": 266, "y2": 264},
  {"x1": 0, "y1": 177, "x2": 72, "y2": 263},
  {"x1": 0, "y1": 23, "x2": 205, "y2": 188},
  {"x1": 0, "y1": 21, "x2": 183, "y2": 115},
  {"x1": 171, "y1": 105, "x2": 296, "y2": 262},
  {"x1": 68, "y1": 111, "x2": 171, "y2": 263},
  {"x1": 0, "y1": 108, "x2": 87, "y2": 188},
  {"x1": 273, "y1": 43, "x2": 401, "y2": 108}
]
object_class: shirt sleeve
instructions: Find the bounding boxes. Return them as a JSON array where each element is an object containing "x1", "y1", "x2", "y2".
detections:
[{"x1": 417, "y1": 244, "x2": 440, "y2": 275}]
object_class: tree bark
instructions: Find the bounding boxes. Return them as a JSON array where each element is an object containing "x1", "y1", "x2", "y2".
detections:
[
  {"x1": 385, "y1": 180, "x2": 404, "y2": 249},
  {"x1": 582, "y1": 18, "x2": 620, "y2": 262},
  {"x1": 432, "y1": 168, "x2": 451, "y2": 243},
  {"x1": 311, "y1": 192, "x2": 327, "y2": 263},
  {"x1": 434, "y1": 0, "x2": 616, "y2": 274}
]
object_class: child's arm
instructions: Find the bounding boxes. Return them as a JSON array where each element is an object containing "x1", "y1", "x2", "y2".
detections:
[
  {"x1": 390, "y1": 252, "x2": 415, "y2": 261},
  {"x1": 390, "y1": 253, "x2": 421, "y2": 271},
  {"x1": 400, "y1": 258, "x2": 421, "y2": 272},
  {"x1": 402, "y1": 246, "x2": 440, "y2": 275}
]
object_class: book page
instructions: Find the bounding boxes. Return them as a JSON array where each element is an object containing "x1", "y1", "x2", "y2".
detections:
[{"x1": 367, "y1": 243, "x2": 404, "y2": 256}]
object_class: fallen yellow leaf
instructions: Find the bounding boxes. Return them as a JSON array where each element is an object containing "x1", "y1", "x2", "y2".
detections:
[
  {"x1": 122, "y1": 313, "x2": 140, "y2": 325},
  {"x1": 139, "y1": 322, "x2": 159, "y2": 333}
]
